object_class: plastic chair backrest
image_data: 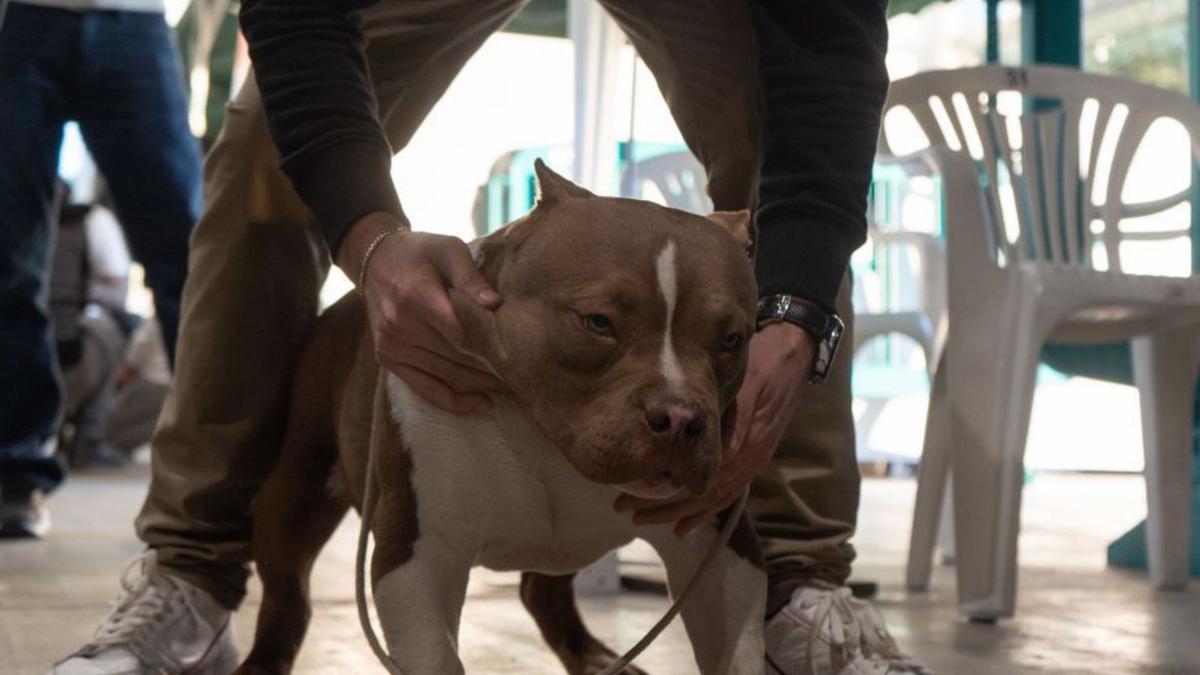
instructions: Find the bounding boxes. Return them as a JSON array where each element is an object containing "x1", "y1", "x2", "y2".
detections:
[
  {"x1": 883, "y1": 65, "x2": 1200, "y2": 274},
  {"x1": 619, "y1": 151, "x2": 712, "y2": 214}
]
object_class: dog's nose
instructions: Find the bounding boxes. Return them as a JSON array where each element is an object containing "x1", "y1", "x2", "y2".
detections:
[{"x1": 644, "y1": 399, "x2": 706, "y2": 447}]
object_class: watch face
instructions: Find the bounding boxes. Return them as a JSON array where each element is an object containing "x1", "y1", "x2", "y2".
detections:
[
  {"x1": 827, "y1": 315, "x2": 845, "y2": 345},
  {"x1": 811, "y1": 315, "x2": 844, "y2": 385}
]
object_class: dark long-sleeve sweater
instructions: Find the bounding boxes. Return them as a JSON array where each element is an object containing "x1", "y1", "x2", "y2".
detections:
[{"x1": 239, "y1": 0, "x2": 889, "y2": 312}]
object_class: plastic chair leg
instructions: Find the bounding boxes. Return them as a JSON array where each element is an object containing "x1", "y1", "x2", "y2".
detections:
[
  {"x1": 907, "y1": 350, "x2": 950, "y2": 591},
  {"x1": 930, "y1": 322, "x2": 955, "y2": 563},
  {"x1": 949, "y1": 287, "x2": 1048, "y2": 621},
  {"x1": 937, "y1": 479, "x2": 957, "y2": 564},
  {"x1": 1132, "y1": 330, "x2": 1200, "y2": 590}
]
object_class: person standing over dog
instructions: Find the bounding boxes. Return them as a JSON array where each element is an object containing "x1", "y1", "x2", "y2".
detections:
[{"x1": 52, "y1": 1, "x2": 928, "y2": 674}]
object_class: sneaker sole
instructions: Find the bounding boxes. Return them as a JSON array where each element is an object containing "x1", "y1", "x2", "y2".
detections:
[{"x1": 184, "y1": 648, "x2": 239, "y2": 675}]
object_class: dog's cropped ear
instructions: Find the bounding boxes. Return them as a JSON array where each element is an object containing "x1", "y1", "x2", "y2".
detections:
[
  {"x1": 707, "y1": 209, "x2": 755, "y2": 255},
  {"x1": 534, "y1": 158, "x2": 594, "y2": 205}
]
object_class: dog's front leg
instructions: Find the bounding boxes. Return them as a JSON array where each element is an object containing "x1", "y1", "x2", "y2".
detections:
[
  {"x1": 371, "y1": 499, "x2": 472, "y2": 675},
  {"x1": 645, "y1": 513, "x2": 767, "y2": 675}
]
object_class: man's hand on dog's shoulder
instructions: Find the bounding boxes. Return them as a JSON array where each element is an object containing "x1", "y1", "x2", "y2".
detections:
[
  {"x1": 615, "y1": 322, "x2": 816, "y2": 535},
  {"x1": 339, "y1": 212, "x2": 508, "y2": 414}
]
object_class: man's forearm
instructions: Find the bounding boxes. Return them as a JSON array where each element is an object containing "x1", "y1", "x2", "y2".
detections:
[
  {"x1": 240, "y1": 0, "x2": 403, "y2": 258},
  {"x1": 750, "y1": 0, "x2": 889, "y2": 312}
]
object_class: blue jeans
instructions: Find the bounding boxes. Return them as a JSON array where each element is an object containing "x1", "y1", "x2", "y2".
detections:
[{"x1": 0, "y1": 3, "x2": 200, "y2": 494}]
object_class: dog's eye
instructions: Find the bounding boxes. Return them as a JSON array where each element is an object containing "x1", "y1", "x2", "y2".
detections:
[
  {"x1": 582, "y1": 313, "x2": 615, "y2": 336},
  {"x1": 720, "y1": 332, "x2": 745, "y2": 351}
]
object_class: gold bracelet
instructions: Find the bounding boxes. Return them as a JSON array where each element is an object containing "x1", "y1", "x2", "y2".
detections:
[{"x1": 357, "y1": 227, "x2": 407, "y2": 291}]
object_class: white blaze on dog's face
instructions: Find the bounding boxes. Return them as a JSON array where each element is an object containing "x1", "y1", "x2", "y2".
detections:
[{"x1": 465, "y1": 160, "x2": 757, "y2": 498}]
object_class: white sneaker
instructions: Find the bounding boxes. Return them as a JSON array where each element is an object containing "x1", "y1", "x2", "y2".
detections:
[
  {"x1": 764, "y1": 585, "x2": 931, "y2": 675},
  {"x1": 49, "y1": 551, "x2": 238, "y2": 675}
]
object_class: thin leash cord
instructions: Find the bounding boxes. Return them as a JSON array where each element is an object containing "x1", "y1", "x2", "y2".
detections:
[
  {"x1": 595, "y1": 487, "x2": 749, "y2": 675},
  {"x1": 353, "y1": 384, "x2": 751, "y2": 675},
  {"x1": 356, "y1": 387, "x2": 402, "y2": 675},
  {"x1": 356, "y1": 476, "x2": 400, "y2": 674}
]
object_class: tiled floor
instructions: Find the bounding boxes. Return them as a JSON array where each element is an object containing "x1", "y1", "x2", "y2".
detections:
[{"x1": 2, "y1": 466, "x2": 1198, "y2": 674}]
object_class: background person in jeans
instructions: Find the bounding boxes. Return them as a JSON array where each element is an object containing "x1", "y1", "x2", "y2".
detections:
[{"x1": 0, "y1": 0, "x2": 200, "y2": 537}]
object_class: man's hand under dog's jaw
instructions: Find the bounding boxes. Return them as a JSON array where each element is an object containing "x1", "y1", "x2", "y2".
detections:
[
  {"x1": 338, "y1": 211, "x2": 508, "y2": 414},
  {"x1": 614, "y1": 321, "x2": 817, "y2": 535}
]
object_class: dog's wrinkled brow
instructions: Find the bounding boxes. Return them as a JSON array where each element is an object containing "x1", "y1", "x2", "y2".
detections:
[
  {"x1": 701, "y1": 297, "x2": 755, "y2": 326},
  {"x1": 557, "y1": 279, "x2": 646, "y2": 315}
]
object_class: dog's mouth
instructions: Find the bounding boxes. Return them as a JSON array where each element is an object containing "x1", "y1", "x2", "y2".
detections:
[{"x1": 617, "y1": 471, "x2": 684, "y2": 501}]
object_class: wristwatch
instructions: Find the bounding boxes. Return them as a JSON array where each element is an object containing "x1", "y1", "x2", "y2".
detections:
[{"x1": 755, "y1": 294, "x2": 845, "y2": 384}]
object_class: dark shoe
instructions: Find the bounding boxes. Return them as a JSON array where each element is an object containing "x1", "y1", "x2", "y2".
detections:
[
  {"x1": 0, "y1": 485, "x2": 51, "y2": 539},
  {"x1": 69, "y1": 441, "x2": 130, "y2": 470}
]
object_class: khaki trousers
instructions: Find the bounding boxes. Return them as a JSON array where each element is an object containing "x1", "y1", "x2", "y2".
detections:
[{"x1": 137, "y1": 0, "x2": 858, "y2": 611}]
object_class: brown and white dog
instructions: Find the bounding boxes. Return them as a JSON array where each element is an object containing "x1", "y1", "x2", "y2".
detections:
[{"x1": 235, "y1": 161, "x2": 766, "y2": 675}]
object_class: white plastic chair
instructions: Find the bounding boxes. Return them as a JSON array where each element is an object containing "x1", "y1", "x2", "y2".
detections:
[
  {"x1": 856, "y1": 151, "x2": 947, "y2": 373},
  {"x1": 884, "y1": 65, "x2": 1200, "y2": 620},
  {"x1": 852, "y1": 154, "x2": 946, "y2": 474},
  {"x1": 619, "y1": 150, "x2": 713, "y2": 214}
]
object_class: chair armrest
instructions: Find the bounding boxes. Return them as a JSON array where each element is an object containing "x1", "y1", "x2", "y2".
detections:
[
  {"x1": 875, "y1": 151, "x2": 938, "y2": 177},
  {"x1": 903, "y1": 145, "x2": 998, "y2": 272},
  {"x1": 870, "y1": 230, "x2": 942, "y2": 248}
]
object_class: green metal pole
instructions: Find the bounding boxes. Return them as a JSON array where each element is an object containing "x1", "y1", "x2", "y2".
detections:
[
  {"x1": 1191, "y1": 0, "x2": 1200, "y2": 104},
  {"x1": 986, "y1": 0, "x2": 1000, "y2": 63},
  {"x1": 1021, "y1": 0, "x2": 1082, "y2": 67},
  {"x1": 1190, "y1": 0, "x2": 1200, "y2": 271}
]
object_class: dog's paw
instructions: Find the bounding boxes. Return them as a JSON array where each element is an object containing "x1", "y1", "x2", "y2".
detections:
[{"x1": 563, "y1": 638, "x2": 651, "y2": 675}]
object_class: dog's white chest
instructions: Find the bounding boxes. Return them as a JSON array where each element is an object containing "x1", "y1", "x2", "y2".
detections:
[{"x1": 386, "y1": 376, "x2": 633, "y2": 573}]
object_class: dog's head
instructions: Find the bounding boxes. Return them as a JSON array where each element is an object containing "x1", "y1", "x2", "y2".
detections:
[{"x1": 458, "y1": 160, "x2": 757, "y2": 499}]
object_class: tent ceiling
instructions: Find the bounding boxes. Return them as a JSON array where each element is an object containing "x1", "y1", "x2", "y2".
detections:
[{"x1": 503, "y1": 0, "x2": 948, "y2": 38}]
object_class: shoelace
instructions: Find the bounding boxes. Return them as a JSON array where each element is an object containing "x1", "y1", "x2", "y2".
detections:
[
  {"x1": 850, "y1": 599, "x2": 934, "y2": 674},
  {"x1": 88, "y1": 553, "x2": 189, "y2": 648},
  {"x1": 802, "y1": 587, "x2": 864, "y2": 673}
]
